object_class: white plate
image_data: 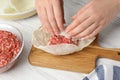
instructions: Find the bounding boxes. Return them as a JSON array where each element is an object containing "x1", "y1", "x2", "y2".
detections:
[{"x1": 0, "y1": 8, "x2": 36, "y2": 20}]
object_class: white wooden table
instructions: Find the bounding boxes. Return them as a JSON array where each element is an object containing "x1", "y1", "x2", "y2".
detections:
[
  {"x1": 0, "y1": 15, "x2": 120, "y2": 80},
  {"x1": 0, "y1": 0, "x2": 120, "y2": 79}
]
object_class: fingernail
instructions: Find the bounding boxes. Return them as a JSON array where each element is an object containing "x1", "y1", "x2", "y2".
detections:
[
  {"x1": 80, "y1": 38, "x2": 85, "y2": 41},
  {"x1": 68, "y1": 35, "x2": 73, "y2": 39},
  {"x1": 45, "y1": 30, "x2": 49, "y2": 34},
  {"x1": 55, "y1": 31, "x2": 60, "y2": 35},
  {"x1": 51, "y1": 33, "x2": 54, "y2": 36},
  {"x1": 66, "y1": 34, "x2": 71, "y2": 39},
  {"x1": 60, "y1": 24, "x2": 65, "y2": 31},
  {"x1": 50, "y1": 31, "x2": 55, "y2": 36},
  {"x1": 72, "y1": 37, "x2": 78, "y2": 41},
  {"x1": 66, "y1": 29, "x2": 70, "y2": 33},
  {"x1": 66, "y1": 30, "x2": 68, "y2": 33},
  {"x1": 60, "y1": 27, "x2": 64, "y2": 31}
]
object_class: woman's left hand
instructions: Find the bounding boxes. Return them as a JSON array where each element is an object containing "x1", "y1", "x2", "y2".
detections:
[{"x1": 66, "y1": 0, "x2": 120, "y2": 40}]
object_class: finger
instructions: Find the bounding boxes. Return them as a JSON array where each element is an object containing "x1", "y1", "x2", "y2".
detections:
[
  {"x1": 52, "y1": 0, "x2": 64, "y2": 31},
  {"x1": 38, "y1": 6, "x2": 54, "y2": 35},
  {"x1": 66, "y1": 11, "x2": 90, "y2": 33},
  {"x1": 45, "y1": 1, "x2": 60, "y2": 35},
  {"x1": 60, "y1": 0, "x2": 66, "y2": 24},
  {"x1": 73, "y1": 15, "x2": 103, "y2": 39},
  {"x1": 81, "y1": 18, "x2": 106, "y2": 40},
  {"x1": 67, "y1": 16, "x2": 95, "y2": 37},
  {"x1": 35, "y1": 1, "x2": 54, "y2": 35},
  {"x1": 35, "y1": 1, "x2": 43, "y2": 23},
  {"x1": 73, "y1": 22, "x2": 98, "y2": 39},
  {"x1": 81, "y1": 24, "x2": 104, "y2": 40},
  {"x1": 72, "y1": 1, "x2": 93, "y2": 20}
]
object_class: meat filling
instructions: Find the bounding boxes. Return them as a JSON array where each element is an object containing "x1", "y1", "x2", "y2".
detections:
[
  {"x1": 49, "y1": 35, "x2": 78, "y2": 45},
  {"x1": 0, "y1": 30, "x2": 21, "y2": 67}
]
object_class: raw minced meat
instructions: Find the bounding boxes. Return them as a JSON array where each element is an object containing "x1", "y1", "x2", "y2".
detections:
[
  {"x1": 49, "y1": 35, "x2": 78, "y2": 45},
  {"x1": 0, "y1": 30, "x2": 21, "y2": 67}
]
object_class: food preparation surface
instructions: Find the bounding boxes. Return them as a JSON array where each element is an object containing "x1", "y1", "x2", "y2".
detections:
[
  {"x1": 0, "y1": 15, "x2": 120, "y2": 80},
  {"x1": 29, "y1": 40, "x2": 120, "y2": 73},
  {"x1": 0, "y1": 0, "x2": 120, "y2": 79}
]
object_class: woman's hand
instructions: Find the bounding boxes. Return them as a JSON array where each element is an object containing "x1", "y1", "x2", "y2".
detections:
[
  {"x1": 35, "y1": 0, "x2": 65, "y2": 35},
  {"x1": 66, "y1": 0, "x2": 120, "y2": 40}
]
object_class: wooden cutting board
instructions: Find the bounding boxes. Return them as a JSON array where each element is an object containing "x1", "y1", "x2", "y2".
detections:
[{"x1": 28, "y1": 39, "x2": 120, "y2": 73}]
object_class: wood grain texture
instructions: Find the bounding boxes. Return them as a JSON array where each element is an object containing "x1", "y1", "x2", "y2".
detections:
[{"x1": 29, "y1": 40, "x2": 120, "y2": 73}]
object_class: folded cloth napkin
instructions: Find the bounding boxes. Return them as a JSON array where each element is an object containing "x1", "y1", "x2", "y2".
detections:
[{"x1": 83, "y1": 58, "x2": 120, "y2": 80}]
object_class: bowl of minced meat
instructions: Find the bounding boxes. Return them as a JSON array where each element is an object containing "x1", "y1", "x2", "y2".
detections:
[{"x1": 0, "y1": 24, "x2": 24, "y2": 73}]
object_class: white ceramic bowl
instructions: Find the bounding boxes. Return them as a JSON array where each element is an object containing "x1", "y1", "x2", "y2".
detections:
[{"x1": 0, "y1": 23, "x2": 24, "y2": 73}]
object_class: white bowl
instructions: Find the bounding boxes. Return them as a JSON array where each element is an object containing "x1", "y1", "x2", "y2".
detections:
[{"x1": 0, "y1": 23, "x2": 24, "y2": 73}]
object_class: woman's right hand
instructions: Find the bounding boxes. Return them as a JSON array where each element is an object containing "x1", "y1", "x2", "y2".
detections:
[{"x1": 35, "y1": 0, "x2": 65, "y2": 35}]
